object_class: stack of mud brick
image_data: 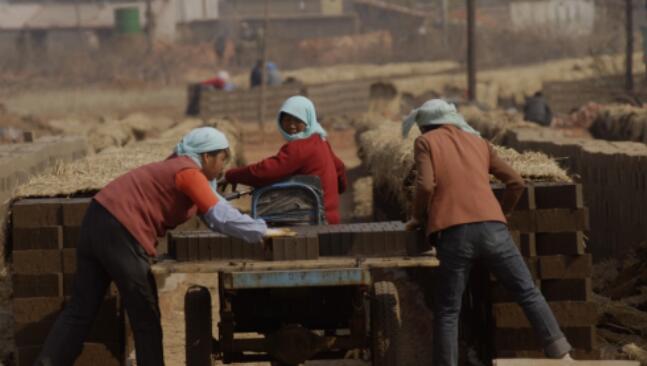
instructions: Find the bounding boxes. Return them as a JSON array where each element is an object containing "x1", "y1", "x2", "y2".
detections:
[
  {"x1": 168, "y1": 221, "x2": 421, "y2": 261},
  {"x1": 195, "y1": 80, "x2": 370, "y2": 122},
  {"x1": 504, "y1": 127, "x2": 647, "y2": 259},
  {"x1": 11, "y1": 198, "x2": 124, "y2": 366},
  {"x1": 489, "y1": 182, "x2": 598, "y2": 359}
]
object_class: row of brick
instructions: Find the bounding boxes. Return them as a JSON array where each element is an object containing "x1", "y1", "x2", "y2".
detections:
[
  {"x1": 492, "y1": 182, "x2": 584, "y2": 211},
  {"x1": 489, "y1": 253, "x2": 593, "y2": 282},
  {"x1": 490, "y1": 278, "x2": 592, "y2": 303},
  {"x1": 168, "y1": 221, "x2": 423, "y2": 262},
  {"x1": 12, "y1": 197, "x2": 90, "y2": 229},
  {"x1": 510, "y1": 231, "x2": 586, "y2": 257}
]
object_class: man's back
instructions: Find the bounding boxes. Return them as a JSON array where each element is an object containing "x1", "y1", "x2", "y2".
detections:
[
  {"x1": 415, "y1": 125, "x2": 523, "y2": 234},
  {"x1": 524, "y1": 95, "x2": 553, "y2": 126}
]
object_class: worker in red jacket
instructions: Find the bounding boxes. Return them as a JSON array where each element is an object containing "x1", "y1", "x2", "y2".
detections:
[{"x1": 224, "y1": 96, "x2": 347, "y2": 224}]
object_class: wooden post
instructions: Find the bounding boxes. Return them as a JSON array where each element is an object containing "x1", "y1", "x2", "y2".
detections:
[
  {"x1": 644, "y1": 0, "x2": 647, "y2": 83},
  {"x1": 467, "y1": 0, "x2": 476, "y2": 101},
  {"x1": 442, "y1": 0, "x2": 448, "y2": 47},
  {"x1": 626, "y1": 0, "x2": 634, "y2": 92},
  {"x1": 258, "y1": 0, "x2": 270, "y2": 134}
]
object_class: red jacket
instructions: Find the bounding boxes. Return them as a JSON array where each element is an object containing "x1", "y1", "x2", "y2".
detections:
[{"x1": 225, "y1": 135, "x2": 347, "y2": 224}]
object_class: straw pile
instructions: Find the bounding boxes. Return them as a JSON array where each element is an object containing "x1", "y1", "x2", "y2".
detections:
[
  {"x1": 391, "y1": 52, "x2": 644, "y2": 109},
  {"x1": 357, "y1": 117, "x2": 571, "y2": 213},
  {"x1": 15, "y1": 118, "x2": 243, "y2": 197},
  {"x1": 459, "y1": 105, "x2": 541, "y2": 143},
  {"x1": 48, "y1": 113, "x2": 177, "y2": 153},
  {"x1": 589, "y1": 105, "x2": 647, "y2": 144}
]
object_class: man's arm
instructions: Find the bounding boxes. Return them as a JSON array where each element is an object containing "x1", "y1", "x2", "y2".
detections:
[
  {"x1": 488, "y1": 144, "x2": 525, "y2": 215},
  {"x1": 411, "y1": 136, "x2": 436, "y2": 223}
]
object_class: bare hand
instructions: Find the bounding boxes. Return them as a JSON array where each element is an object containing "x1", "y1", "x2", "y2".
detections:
[
  {"x1": 264, "y1": 228, "x2": 297, "y2": 238},
  {"x1": 404, "y1": 218, "x2": 421, "y2": 231},
  {"x1": 218, "y1": 179, "x2": 237, "y2": 193}
]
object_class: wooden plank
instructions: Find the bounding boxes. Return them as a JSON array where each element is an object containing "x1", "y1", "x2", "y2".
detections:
[
  {"x1": 493, "y1": 359, "x2": 638, "y2": 366},
  {"x1": 494, "y1": 326, "x2": 596, "y2": 351},
  {"x1": 492, "y1": 301, "x2": 598, "y2": 327},
  {"x1": 151, "y1": 256, "x2": 440, "y2": 275}
]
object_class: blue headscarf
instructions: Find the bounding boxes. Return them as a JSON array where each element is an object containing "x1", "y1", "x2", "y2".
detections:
[
  {"x1": 402, "y1": 99, "x2": 480, "y2": 138},
  {"x1": 277, "y1": 96, "x2": 327, "y2": 142},
  {"x1": 175, "y1": 127, "x2": 230, "y2": 167},
  {"x1": 175, "y1": 127, "x2": 230, "y2": 199}
]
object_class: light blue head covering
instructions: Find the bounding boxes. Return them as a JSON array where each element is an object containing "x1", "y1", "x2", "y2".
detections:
[
  {"x1": 175, "y1": 127, "x2": 230, "y2": 168},
  {"x1": 277, "y1": 96, "x2": 328, "y2": 142},
  {"x1": 401, "y1": 99, "x2": 480, "y2": 138},
  {"x1": 175, "y1": 126, "x2": 230, "y2": 199}
]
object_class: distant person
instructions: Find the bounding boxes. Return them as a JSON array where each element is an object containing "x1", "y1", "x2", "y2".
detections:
[
  {"x1": 266, "y1": 62, "x2": 283, "y2": 86},
  {"x1": 523, "y1": 91, "x2": 553, "y2": 126},
  {"x1": 201, "y1": 71, "x2": 235, "y2": 91},
  {"x1": 214, "y1": 34, "x2": 227, "y2": 62},
  {"x1": 250, "y1": 60, "x2": 263, "y2": 88}
]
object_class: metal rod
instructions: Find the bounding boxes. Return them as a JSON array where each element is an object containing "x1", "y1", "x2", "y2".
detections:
[
  {"x1": 626, "y1": 0, "x2": 634, "y2": 92},
  {"x1": 467, "y1": 0, "x2": 476, "y2": 101}
]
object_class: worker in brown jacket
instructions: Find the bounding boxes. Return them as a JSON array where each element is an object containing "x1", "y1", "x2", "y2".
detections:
[{"x1": 403, "y1": 99, "x2": 572, "y2": 366}]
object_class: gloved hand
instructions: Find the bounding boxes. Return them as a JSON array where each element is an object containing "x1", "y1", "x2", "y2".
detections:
[
  {"x1": 217, "y1": 178, "x2": 237, "y2": 193},
  {"x1": 265, "y1": 228, "x2": 297, "y2": 238},
  {"x1": 404, "y1": 218, "x2": 421, "y2": 231}
]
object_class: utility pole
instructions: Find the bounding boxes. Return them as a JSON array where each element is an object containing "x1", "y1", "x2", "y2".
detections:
[
  {"x1": 441, "y1": 0, "x2": 448, "y2": 48},
  {"x1": 625, "y1": 0, "x2": 634, "y2": 92},
  {"x1": 467, "y1": 0, "x2": 476, "y2": 101},
  {"x1": 644, "y1": 0, "x2": 647, "y2": 83},
  {"x1": 145, "y1": 0, "x2": 154, "y2": 53},
  {"x1": 258, "y1": 0, "x2": 270, "y2": 133}
]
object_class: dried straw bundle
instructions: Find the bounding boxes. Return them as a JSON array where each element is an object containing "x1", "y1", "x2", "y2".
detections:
[
  {"x1": 15, "y1": 118, "x2": 243, "y2": 197},
  {"x1": 590, "y1": 105, "x2": 647, "y2": 144}
]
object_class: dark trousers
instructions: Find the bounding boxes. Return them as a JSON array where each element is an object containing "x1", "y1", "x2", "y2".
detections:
[
  {"x1": 432, "y1": 221, "x2": 571, "y2": 366},
  {"x1": 36, "y1": 201, "x2": 164, "y2": 366}
]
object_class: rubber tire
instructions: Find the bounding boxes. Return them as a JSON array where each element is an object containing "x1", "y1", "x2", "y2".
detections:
[
  {"x1": 371, "y1": 281, "x2": 401, "y2": 366},
  {"x1": 185, "y1": 286, "x2": 213, "y2": 366}
]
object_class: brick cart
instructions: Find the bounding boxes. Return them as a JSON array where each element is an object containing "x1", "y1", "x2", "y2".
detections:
[{"x1": 156, "y1": 178, "x2": 438, "y2": 366}]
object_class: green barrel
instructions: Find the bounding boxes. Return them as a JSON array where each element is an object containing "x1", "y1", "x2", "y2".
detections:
[{"x1": 114, "y1": 7, "x2": 141, "y2": 34}]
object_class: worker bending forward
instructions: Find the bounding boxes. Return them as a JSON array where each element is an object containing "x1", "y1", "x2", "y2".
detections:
[
  {"x1": 403, "y1": 100, "x2": 572, "y2": 366},
  {"x1": 36, "y1": 127, "x2": 268, "y2": 366}
]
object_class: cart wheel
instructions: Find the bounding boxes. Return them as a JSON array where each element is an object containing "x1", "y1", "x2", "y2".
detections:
[
  {"x1": 185, "y1": 286, "x2": 213, "y2": 366},
  {"x1": 371, "y1": 281, "x2": 401, "y2": 366}
]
